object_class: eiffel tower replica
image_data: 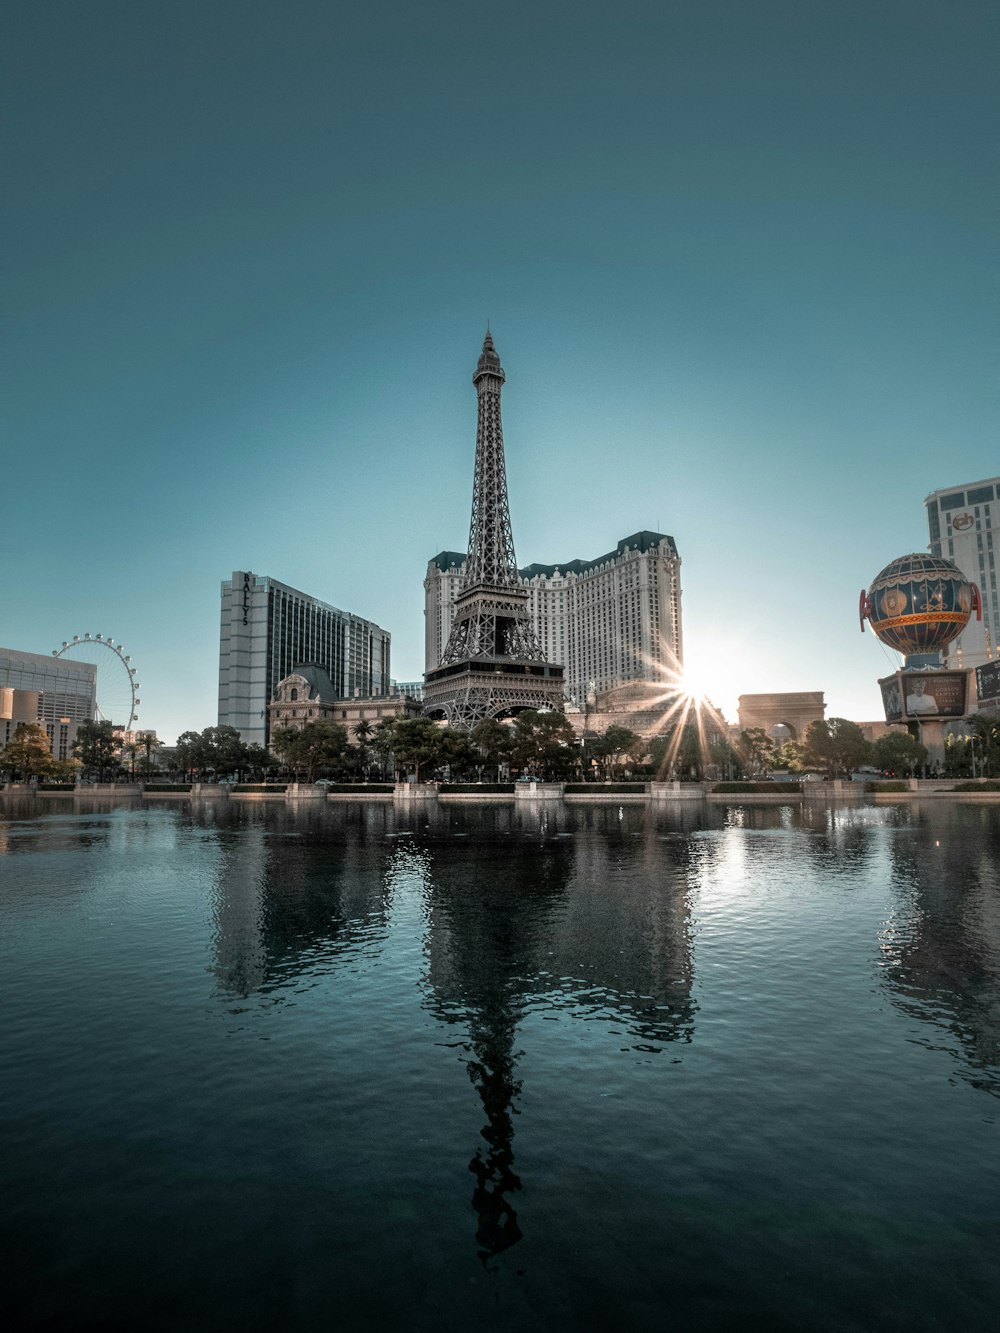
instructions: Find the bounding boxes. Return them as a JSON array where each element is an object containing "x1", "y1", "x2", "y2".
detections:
[{"x1": 423, "y1": 332, "x2": 565, "y2": 727}]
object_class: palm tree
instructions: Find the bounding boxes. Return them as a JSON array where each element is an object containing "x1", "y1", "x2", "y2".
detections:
[
  {"x1": 353, "y1": 719, "x2": 373, "y2": 780},
  {"x1": 370, "y1": 719, "x2": 397, "y2": 781},
  {"x1": 966, "y1": 713, "x2": 1000, "y2": 777},
  {"x1": 139, "y1": 732, "x2": 163, "y2": 776}
]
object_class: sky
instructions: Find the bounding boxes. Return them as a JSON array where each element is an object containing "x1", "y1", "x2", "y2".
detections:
[{"x1": 4, "y1": 0, "x2": 997, "y2": 744}]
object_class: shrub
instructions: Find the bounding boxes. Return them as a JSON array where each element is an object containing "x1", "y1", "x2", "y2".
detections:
[
  {"x1": 951, "y1": 780, "x2": 1000, "y2": 792},
  {"x1": 563, "y1": 783, "x2": 646, "y2": 794},
  {"x1": 439, "y1": 783, "x2": 514, "y2": 794},
  {"x1": 713, "y1": 782, "x2": 802, "y2": 794},
  {"x1": 865, "y1": 781, "x2": 908, "y2": 793},
  {"x1": 321, "y1": 783, "x2": 395, "y2": 793}
]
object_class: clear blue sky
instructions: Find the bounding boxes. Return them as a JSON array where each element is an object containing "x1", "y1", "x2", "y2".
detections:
[{"x1": 4, "y1": 1, "x2": 997, "y2": 742}]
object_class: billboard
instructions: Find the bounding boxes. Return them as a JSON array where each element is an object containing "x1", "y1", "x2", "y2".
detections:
[
  {"x1": 976, "y1": 659, "x2": 1000, "y2": 703},
  {"x1": 901, "y1": 671, "x2": 967, "y2": 719},
  {"x1": 879, "y1": 676, "x2": 904, "y2": 722}
]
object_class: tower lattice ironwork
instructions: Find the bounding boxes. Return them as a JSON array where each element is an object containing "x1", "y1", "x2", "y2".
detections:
[{"x1": 423, "y1": 333, "x2": 565, "y2": 727}]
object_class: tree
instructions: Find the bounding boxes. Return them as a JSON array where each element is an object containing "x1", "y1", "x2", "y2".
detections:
[
  {"x1": 470, "y1": 718, "x2": 514, "y2": 781},
  {"x1": 242, "y1": 744, "x2": 276, "y2": 779},
  {"x1": 966, "y1": 713, "x2": 1000, "y2": 778},
  {"x1": 353, "y1": 719, "x2": 373, "y2": 778},
  {"x1": 644, "y1": 723, "x2": 708, "y2": 780},
  {"x1": 872, "y1": 730, "x2": 927, "y2": 777},
  {"x1": 706, "y1": 732, "x2": 741, "y2": 780},
  {"x1": 175, "y1": 731, "x2": 206, "y2": 779},
  {"x1": 676, "y1": 723, "x2": 706, "y2": 780},
  {"x1": 370, "y1": 719, "x2": 398, "y2": 780},
  {"x1": 601, "y1": 724, "x2": 642, "y2": 778},
  {"x1": 739, "y1": 728, "x2": 777, "y2": 777},
  {"x1": 0, "y1": 723, "x2": 56, "y2": 779},
  {"x1": 774, "y1": 739, "x2": 805, "y2": 773},
  {"x1": 436, "y1": 727, "x2": 479, "y2": 780},
  {"x1": 645, "y1": 732, "x2": 675, "y2": 779},
  {"x1": 199, "y1": 725, "x2": 247, "y2": 777},
  {"x1": 138, "y1": 733, "x2": 163, "y2": 776},
  {"x1": 391, "y1": 717, "x2": 446, "y2": 781},
  {"x1": 509, "y1": 710, "x2": 577, "y2": 779},
  {"x1": 73, "y1": 720, "x2": 119, "y2": 779},
  {"x1": 802, "y1": 718, "x2": 871, "y2": 778},
  {"x1": 121, "y1": 737, "x2": 140, "y2": 779},
  {"x1": 271, "y1": 720, "x2": 350, "y2": 782}
]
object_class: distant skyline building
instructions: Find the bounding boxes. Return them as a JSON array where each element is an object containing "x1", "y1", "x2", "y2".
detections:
[
  {"x1": 422, "y1": 333, "x2": 565, "y2": 724},
  {"x1": 926, "y1": 475, "x2": 999, "y2": 671},
  {"x1": 425, "y1": 530, "x2": 683, "y2": 706},
  {"x1": 0, "y1": 647, "x2": 96, "y2": 759},
  {"x1": 219, "y1": 571, "x2": 391, "y2": 746}
]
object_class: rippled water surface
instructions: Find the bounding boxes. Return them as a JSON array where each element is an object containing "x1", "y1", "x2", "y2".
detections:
[{"x1": 2, "y1": 796, "x2": 999, "y2": 1330}]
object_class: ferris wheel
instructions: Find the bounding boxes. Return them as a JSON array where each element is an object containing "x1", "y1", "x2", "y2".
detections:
[{"x1": 52, "y1": 634, "x2": 141, "y2": 729}]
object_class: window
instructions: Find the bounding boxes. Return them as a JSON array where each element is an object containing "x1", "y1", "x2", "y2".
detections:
[
  {"x1": 968, "y1": 486, "x2": 994, "y2": 505},
  {"x1": 290, "y1": 688, "x2": 298, "y2": 701},
  {"x1": 940, "y1": 492, "x2": 966, "y2": 511}
]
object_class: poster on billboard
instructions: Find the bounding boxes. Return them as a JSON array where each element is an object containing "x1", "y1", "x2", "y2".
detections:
[
  {"x1": 976, "y1": 659, "x2": 1000, "y2": 703},
  {"x1": 880, "y1": 675, "x2": 903, "y2": 722},
  {"x1": 901, "y1": 671, "x2": 966, "y2": 719}
]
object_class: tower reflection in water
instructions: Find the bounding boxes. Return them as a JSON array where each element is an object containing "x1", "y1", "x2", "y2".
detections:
[
  {"x1": 422, "y1": 801, "x2": 697, "y2": 1262},
  {"x1": 207, "y1": 799, "x2": 698, "y2": 1262}
]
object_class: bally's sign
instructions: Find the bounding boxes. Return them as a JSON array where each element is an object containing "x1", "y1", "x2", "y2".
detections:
[{"x1": 242, "y1": 573, "x2": 251, "y2": 626}]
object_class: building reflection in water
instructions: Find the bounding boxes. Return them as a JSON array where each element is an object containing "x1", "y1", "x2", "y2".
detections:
[
  {"x1": 422, "y1": 800, "x2": 697, "y2": 1262},
  {"x1": 205, "y1": 798, "x2": 699, "y2": 1262},
  {"x1": 879, "y1": 804, "x2": 1000, "y2": 1096},
  {"x1": 209, "y1": 801, "x2": 398, "y2": 997}
]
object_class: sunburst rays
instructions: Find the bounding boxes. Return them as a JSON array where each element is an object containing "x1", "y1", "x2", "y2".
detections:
[{"x1": 606, "y1": 640, "x2": 730, "y2": 779}]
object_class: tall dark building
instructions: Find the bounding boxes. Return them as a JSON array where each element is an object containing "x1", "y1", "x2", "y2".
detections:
[{"x1": 218, "y1": 572, "x2": 391, "y2": 747}]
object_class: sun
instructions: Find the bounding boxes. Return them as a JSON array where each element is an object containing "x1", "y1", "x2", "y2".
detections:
[{"x1": 614, "y1": 639, "x2": 734, "y2": 780}]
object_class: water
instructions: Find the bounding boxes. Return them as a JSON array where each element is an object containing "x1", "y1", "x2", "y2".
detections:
[{"x1": 1, "y1": 797, "x2": 998, "y2": 1331}]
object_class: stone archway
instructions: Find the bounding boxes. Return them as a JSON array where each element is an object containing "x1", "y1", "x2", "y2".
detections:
[{"x1": 738, "y1": 693, "x2": 826, "y2": 741}]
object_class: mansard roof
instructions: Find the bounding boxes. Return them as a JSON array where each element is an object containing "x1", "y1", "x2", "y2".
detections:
[
  {"x1": 522, "y1": 531, "x2": 678, "y2": 578},
  {"x1": 429, "y1": 551, "x2": 468, "y2": 573},
  {"x1": 281, "y1": 663, "x2": 336, "y2": 701},
  {"x1": 431, "y1": 531, "x2": 677, "y2": 580}
]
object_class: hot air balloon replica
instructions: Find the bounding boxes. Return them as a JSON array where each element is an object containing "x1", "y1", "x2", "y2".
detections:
[{"x1": 860, "y1": 553, "x2": 981, "y2": 765}]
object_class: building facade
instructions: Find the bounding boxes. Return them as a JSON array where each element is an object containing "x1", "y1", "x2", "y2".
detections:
[
  {"x1": 219, "y1": 572, "x2": 391, "y2": 747},
  {"x1": 269, "y1": 666, "x2": 422, "y2": 741},
  {"x1": 926, "y1": 476, "x2": 999, "y2": 671},
  {"x1": 0, "y1": 648, "x2": 97, "y2": 758},
  {"x1": 425, "y1": 530, "x2": 683, "y2": 706}
]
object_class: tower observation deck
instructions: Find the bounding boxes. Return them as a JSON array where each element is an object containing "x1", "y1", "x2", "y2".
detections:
[{"x1": 423, "y1": 333, "x2": 565, "y2": 726}]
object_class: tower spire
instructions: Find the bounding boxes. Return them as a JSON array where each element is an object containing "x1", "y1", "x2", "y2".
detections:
[{"x1": 422, "y1": 334, "x2": 565, "y2": 727}]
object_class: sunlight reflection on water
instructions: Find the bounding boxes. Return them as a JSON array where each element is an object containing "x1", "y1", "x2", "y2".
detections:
[{"x1": 1, "y1": 796, "x2": 999, "y2": 1330}]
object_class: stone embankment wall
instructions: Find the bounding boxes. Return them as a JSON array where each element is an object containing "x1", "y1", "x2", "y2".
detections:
[{"x1": 5, "y1": 779, "x2": 1000, "y2": 805}]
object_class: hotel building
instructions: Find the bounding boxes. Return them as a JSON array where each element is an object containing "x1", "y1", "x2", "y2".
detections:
[
  {"x1": 0, "y1": 648, "x2": 97, "y2": 759},
  {"x1": 219, "y1": 571, "x2": 391, "y2": 747},
  {"x1": 926, "y1": 476, "x2": 999, "y2": 670},
  {"x1": 424, "y1": 531, "x2": 682, "y2": 705}
]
